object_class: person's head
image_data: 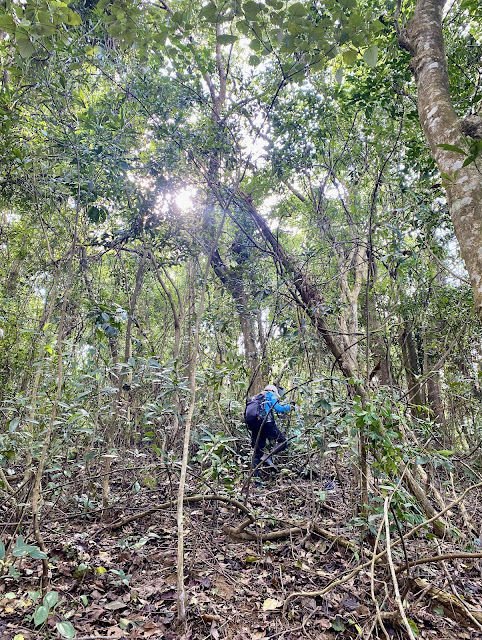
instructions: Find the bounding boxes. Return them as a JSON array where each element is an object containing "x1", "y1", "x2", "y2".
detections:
[{"x1": 264, "y1": 384, "x2": 279, "y2": 397}]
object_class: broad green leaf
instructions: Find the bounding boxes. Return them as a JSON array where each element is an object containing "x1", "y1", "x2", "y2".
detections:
[
  {"x1": 244, "y1": 1, "x2": 263, "y2": 20},
  {"x1": 12, "y1": 536, "x2": 47, "y2": 559},
  {"x1": 66, "y1": 10, "x2": 82, "y2": 26},
  {"x1": 15, "y1": 32, "x2": 36, "y2": 59},
  {"x1": 331, "y1": 616, "x2": 346, "y2": 631},
  {"x1": 343, "y1": 48, "x2": 358, "y2": 65},
  {"x1": 56, "y1": 621, "x2": 76, "y2": 639},
  {"x1": 0, "y1": 538, "x2": 5, "y2": 559},
  {"x1": 217, "y1": 34, "x2": 238, "y2": 45},
  {"x1": 288, "y1": 2, "x2": 306, "y2": 17},
  {"x1": 436, "y1": 143, "x2": 468, "y2": 155},
  {"x1": 0, "y1": 14, "x2": 16, "y2": 33},
  {"x1": 28, "y1": 547, "x2": 48, "y2": 559},
  {"x1": 249, "y1": 39, "x2": 262, "y2": 52},
  {"x1": 33, "y1": 605, "x2": 49, "y2": 626},
  {"x1": 43, "y1": 591, "x2": 58, "y2": 608},
  {"x1": 363, "y1": 44, "x2": 378, "y2": 68},
  {"x1": 87, "y1": 206, "x2": 108, "y2": 223}
]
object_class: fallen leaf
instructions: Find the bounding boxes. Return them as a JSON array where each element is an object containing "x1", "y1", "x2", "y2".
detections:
[
  {"x1": 211, "y1": 620, "x2": 219, "y2": 640},
  {"x1": 262, "y1": 598, "x2": 282, "y2": 611},
  {"x1": 104, "y1": 601, "x2": 127, "y2": 611}
]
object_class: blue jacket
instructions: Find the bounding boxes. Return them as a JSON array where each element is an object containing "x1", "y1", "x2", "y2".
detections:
[{"x1": 264, "y1": 391, "x2": 291, "y2": 422}]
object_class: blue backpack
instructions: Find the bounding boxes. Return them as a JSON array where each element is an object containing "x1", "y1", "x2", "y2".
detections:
[{"x1": 245, "y1": 393, "x2": 268, "y2": 428}]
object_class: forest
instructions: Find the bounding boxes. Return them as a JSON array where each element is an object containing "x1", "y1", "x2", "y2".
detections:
[{"x1": 0, "y1": 0, "x2": 481, "y2": 638}]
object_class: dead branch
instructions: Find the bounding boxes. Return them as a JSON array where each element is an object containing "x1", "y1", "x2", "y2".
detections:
[
  {"x1": 108, "y1": 494, "x2": 252, "y2": 531},
  {"x1": 395, "y1": 552, "x2": 482, "y2": 575},
  {"x1": 411, "y1": 578, "x2": 482, "y2": 625},
  {"x1": 283, "y1": 481, "x2": 482, "y2": 612}
]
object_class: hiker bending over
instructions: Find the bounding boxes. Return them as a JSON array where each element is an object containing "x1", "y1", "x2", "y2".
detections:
[{"x1": 245, "y1": 384, "x2": 294, "y2": 473}]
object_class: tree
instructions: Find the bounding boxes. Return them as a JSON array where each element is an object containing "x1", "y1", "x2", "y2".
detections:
[{"x1": 399, "y1": 0, "x2": 482, "y2": 316}]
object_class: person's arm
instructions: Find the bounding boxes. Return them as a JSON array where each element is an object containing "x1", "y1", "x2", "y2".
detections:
[
  {"x1": 274, "y1": 400, "x2": 291, "y2": 413},
  {"x1": 266, "y1": 392, "x2": 291, "y2": 414}
]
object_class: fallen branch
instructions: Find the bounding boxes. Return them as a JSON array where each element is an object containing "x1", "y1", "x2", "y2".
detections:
[
  {"x1": 411, "y1": 578, "x2": 482, "y2": 625},
  {"x1": 395, "y1": 552, "x2": 482, "y2": 575},
  {"x1": 108, "y1": 494, "x2": 251, "y2": 531},
  {"x1": 223, "y1": 518, "x2": 358, "y2": 551},
  {"x1": 283, "y1": 481, "x2": 482, "y2": 613},
  {"x1": 223, "y1": 524, "x2": 303, "y2": 541}
]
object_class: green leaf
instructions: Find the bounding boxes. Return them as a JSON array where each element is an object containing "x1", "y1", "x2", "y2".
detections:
[
  {"x1": 331, "y1": 616, "x2": 346, "y2": 631},
  {"x1": 15, "y1": 32, "x2": 36, "y2": 59},
  {"x1": 12, "y1": 536, "x2": 47, "y2": 559},
  {"x1": 216, "y1": 34, "x2": 238, "y2": 45},
  {"x1": 249, "y1": 38, "x2": 262, "y2": 52},
  {"x1": 462, "y1": 154, "x2": 477, "y2": 167},
  {"x1": 66, "y1": 10, "x2": 82, "y2": 26},
  {"x1": 363, "y1": 44, "x2": 378, "y2": 68},
  {"x1": 0, "y1": 538, "x2": 5, "y2": 560},
  {"x1": 343, "y1": 48, "x2": 358, "y2": 65},
  {"x1": 43, "y1": 591, "x2": 58, "y2": 609},
  {"x1": 87, "y1": 206, "x2": 108, "y2": 223},
  {"x1": 288, "y1": 2, "x2": 306, "y2": 16},
  {"x1": 33, "y1": 605, "x2": 49, "y2": 626},
  {"x1": 0, "y1": 14, "x2": 16, "y2": 34},
  {"x1": 244, "y1": 1, "x2": 263, "y2": 20},
  {"x1": 407, "y1": 619, "x2": 419, "y2": 637},
  {"x1": 56, "y1": 620, "x2": 76, "y2": 639},
  {"x1": 436, "y1": 143, "x2": 468, "y2": 155}
]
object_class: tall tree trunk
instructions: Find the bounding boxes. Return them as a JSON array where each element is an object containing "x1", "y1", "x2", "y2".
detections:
[
  {"x1": 102, "y1": 250, "x2": 147, "y2": 509},
  {"x1": 400, "y1": 0, "x2": 482, "y2": 316},
  {"x1": 400, "y1": 323, "x2": 425, "y2": 408},
  {"x1": 210, "y1": 249, "x2": 264, "y2": 394}
]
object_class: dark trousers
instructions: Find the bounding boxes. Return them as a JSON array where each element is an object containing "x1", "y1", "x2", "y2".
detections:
[{"x1": 248, "y1": 420, "x2": 287, "y2": 467}]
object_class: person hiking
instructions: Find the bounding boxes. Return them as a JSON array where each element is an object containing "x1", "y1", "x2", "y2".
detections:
[{"x1": 245, "y1": 383, "x2": 294, "y2": 475}]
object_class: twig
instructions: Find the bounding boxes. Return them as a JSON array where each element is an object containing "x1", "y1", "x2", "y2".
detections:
[
  {"x1": 370, "y1": 505, "x2": 391, "y2": 640},
  {"x1": 384, "y1": 497, "x2": 417, "y2": 640}
]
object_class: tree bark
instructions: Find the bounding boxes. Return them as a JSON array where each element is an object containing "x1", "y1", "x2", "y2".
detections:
[
  {"x1": 210, "y1": 249, "x2": 264, "y2": 394},
  {"x1": 400, "y1": 322, "x2": 425, "y2": 408},
  {"x1": 400, "y1": 0, "x2": 482, "y2": 316}
]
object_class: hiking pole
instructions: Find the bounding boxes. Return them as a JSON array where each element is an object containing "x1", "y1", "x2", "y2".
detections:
[{"x1": 294, "y1": 405, "x2": 304, "y2": 431}]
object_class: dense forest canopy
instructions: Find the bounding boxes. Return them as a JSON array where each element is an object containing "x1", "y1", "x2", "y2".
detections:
[{"x1": 0, "y1": 0, "x2": 481, "y2": 638}]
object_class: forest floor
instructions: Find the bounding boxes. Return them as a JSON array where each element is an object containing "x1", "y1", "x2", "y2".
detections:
[{"x1": 1, "y1": 458, "x2": 481, "y2": 640}]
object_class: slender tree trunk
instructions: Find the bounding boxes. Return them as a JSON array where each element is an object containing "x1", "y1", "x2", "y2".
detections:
[
  {"x1": 400, "y1": 323, "x2": 425, "y2": 409},
  {"x1": 400, "y1": 0, "x2": 482, "y2": 316},
  {"x1": 176, "y1": 211, "x2": 228, "y2": 626},
  {"x1": 102, "y1": 249, "x2": 147, "y2": 509}
]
